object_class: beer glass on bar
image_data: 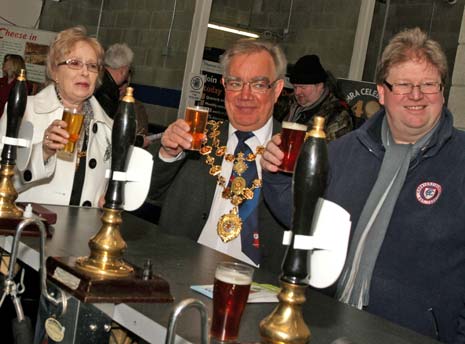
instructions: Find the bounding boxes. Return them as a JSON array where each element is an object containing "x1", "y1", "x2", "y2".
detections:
[
  {"x1": 58, "y1": 107, "x2": 85, "y2": 160},
  {"x1": 184, "y1": 105, "x2": 209, "y2": 150},
  {"x1": 279, "y1": 121, "x2": 308, "y2": 173},
  {"x1": 211, "y1": 261, "x2": 254, "y2": 343}
]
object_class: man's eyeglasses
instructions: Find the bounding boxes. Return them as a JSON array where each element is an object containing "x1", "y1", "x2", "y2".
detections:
[
  {"x1": 383, "y1": 80, "x2": 443, "y2": 95},
  {"x1": 57, "y1": 59, "x2": 101, "y2": 73},
  {"x1": 223, "y1": 77, "x2": 278, "y2": 93}
]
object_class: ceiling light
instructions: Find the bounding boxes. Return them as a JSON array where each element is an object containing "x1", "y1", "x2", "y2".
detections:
[{"x1": 207, "y1": 23, "x2": 259, "y2": 38}]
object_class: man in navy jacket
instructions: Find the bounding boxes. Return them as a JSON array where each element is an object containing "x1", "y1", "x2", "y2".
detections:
[{"x1": 260, "y1": 27, "x2": 465, "y2": 343}]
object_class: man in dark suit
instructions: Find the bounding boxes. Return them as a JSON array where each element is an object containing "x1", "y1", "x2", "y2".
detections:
[{"x1": 149, "y1": 39, "x2": 288, "y2": 274}]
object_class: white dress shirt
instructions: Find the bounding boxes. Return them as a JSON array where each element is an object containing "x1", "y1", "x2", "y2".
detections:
[{"x1": 197, "y1": 117, "x2": 274, "y2": 266}]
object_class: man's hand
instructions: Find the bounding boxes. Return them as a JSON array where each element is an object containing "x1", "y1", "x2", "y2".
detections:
[
  {"x1": 159, "y1": 119, "x2": 192, "y2": 158},
  {"x1": 261, "y1": 133, "x2": 284, "y2": 173}
]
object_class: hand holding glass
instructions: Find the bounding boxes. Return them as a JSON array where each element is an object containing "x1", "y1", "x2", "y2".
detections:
[
  {"x1": 184, "y1": 106, "x2": 209, "y2": 150},
  {"x1": 58, "y1": 107, "x2": 85, "y2": 159},
  {"x1": 279, "y1": 121, "x2": 308, "y2": 173},
  {"x1": 211, "y1": 262, "x2": 254, "y2": 342}
]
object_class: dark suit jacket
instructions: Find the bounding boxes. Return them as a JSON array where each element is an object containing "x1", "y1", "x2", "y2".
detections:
[{"x1": 149, "y1": 119, "x2": 287, "y2": 274}]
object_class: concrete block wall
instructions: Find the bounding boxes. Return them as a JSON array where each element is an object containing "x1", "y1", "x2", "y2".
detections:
[
  {"x1": 449, "y1": 4, "x2": 465, "y2": 129},
  {"x1": 39, "y1": 0, "x2": 195, "y2": 128},
  {"x1": 38, "y1": 0, "x2": 465, "y2": 128},
  {"x1": 364, "y1": 0, "x2": 464, "y2": 97}
]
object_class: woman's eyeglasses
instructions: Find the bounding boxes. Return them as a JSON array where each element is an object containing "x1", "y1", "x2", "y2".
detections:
[{"x1": 57, "y1": 59, "x2": 100, "y2": 73}]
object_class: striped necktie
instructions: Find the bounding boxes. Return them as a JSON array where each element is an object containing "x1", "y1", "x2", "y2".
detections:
[{"x1": 231, "y1": 131, "x2": 260, "y2": 265}]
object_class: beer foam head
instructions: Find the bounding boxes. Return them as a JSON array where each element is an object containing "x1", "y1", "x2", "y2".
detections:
[
  {"x1": 282, "y1": 121, "x2": 308, "y2": 131},
  {"x1": 215, "y1": 267, "x2": 252, "y2": 285}
]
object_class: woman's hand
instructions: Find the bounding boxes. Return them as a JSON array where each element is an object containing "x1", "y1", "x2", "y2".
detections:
[
  {"x1": 159, "y1": 119, "x2": 193, "y2": 159},
  {"x1": 42, "y1": 120, "x2": 69, "y2": 162},
  {"x1": 261, "y1": 133, "x2": 284, "y2": 173}
]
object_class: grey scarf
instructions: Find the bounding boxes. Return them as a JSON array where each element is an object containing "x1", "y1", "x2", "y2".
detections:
[{"x1": 336, "y1": 116, "x2": 437, "y2": 308}]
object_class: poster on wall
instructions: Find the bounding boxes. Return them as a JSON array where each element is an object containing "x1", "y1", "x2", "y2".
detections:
[
  {"x1": 199, "y1": 59, "x2": 226, "y2": 120},
  {"x1": 199, "y1": 47, "x2": 227, "y2": 120},
  {"x1": 0, "y1": 24, "x2": 56, "y2": 84},
  {"x1": 337, "y1": 78, "x2": 381, "y2": 128}
]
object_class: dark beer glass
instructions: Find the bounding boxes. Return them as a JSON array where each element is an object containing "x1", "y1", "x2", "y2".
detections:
[
  {"x1": 184, "y1": 105, "x2": 209, "y2": 150},
  {"x1": 211, "y1": 261, "x2": 254, "y2": 342},
  {"x1": 279, "y1": 121, "x2": 308, "y2": 173}
]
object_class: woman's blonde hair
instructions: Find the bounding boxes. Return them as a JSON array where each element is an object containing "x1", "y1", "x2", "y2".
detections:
[{"x1": 46, "y1": 26, "x2": 104, "y2": 84}]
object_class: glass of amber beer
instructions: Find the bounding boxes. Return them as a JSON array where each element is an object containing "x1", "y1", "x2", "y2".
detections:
[
  {"x1": 279, "y1": 121, "x2": 308, "y2": 173},
  {"x1": 184, "y1": 105, "x2": 209, "y2": 150},
  {"x1": 58, "y1": 107, "x2": 85, "y2": 160},
  {"x1": 210, "y1": 261, "x2": 254, "y2": 342}
]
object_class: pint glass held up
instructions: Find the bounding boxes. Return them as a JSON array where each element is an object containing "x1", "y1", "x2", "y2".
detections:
[
  {"x1": 59, "y1": 107, "x2": 85, "y2": 159},
  {"x1": 211, "y1": 262, "x2": 254, "y2": 342},
  {"x1": 184, "y1": 106, "x2": 209, "y2": 150},
  {"x1": 279, "y1": 121, "x2": 308, "y2": 173}
]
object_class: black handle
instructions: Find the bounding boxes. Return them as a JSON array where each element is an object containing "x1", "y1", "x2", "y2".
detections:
[
  {"x1": 1, "y1": 70, "x2": 27, "y2": 165},
  {"x1": 104, "y1": 88, "x2": 136, "y2": 209},
  {"x1": 281, "y1": 135, "x2": 328, "y2": 284}
]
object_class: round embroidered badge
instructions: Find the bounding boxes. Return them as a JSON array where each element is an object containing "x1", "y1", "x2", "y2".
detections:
[{"x1": 416, "y1": 182, "x2": 442, "y2": 205}]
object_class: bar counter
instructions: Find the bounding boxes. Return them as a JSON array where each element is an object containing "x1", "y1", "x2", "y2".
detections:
[{"x1": 0, "y1": 205, "x2": 440, "y2": 343}]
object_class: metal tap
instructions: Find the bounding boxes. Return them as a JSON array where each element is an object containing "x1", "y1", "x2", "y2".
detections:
[
  {"x1": 165, "y1": 298, "x2": 209, "y2": 344},
  {"x1": 1, "y1": 216, "x2": 65, "y2": 315}
]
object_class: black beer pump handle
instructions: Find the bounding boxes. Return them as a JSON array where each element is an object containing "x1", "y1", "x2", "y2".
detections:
[
  {"x1": 1, "y1": 69, "x2": 27, "y2": 165},
  {"x1": 104, "y1": 87, "x2": 136, "y2": 210},
  {"x1": 281, "y1": 116, "x2": 328, "y2": 285}
]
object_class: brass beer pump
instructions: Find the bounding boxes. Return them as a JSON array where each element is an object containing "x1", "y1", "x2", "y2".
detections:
[
  {"x1": 75, "y1": 87, "x2": 137, "y2": 277},
  {"x1": 0, "y1": 69, "x2": 27, "y2": 218},
  {"x1": 260, "y1": 117, "x2": 328, "y2": 344},
  {"x1": 46, "y1": 87, "x2": 172, "y2": 303}
]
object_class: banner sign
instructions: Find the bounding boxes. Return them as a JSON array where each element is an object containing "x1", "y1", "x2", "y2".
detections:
[
  {"x1": 337, "y1": 78, "x2": 381, "y2": 127},
  {"x1": 0, "y1": 24, "x2": 56, "y2": 83},
  {"x1": 199, "y1": 59, "x2": 226, "y2": 120}
]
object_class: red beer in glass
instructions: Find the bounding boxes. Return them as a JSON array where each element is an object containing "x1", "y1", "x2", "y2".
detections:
[
  {"x1": 184, "y1": 105, "x2": 209, "y2": 150},
  {"x1": 279, "y1": 121, "x2": 308, "y2": 173},
  {"x1": 210, "y1": 262, "x2": 254, "y2": 342}
]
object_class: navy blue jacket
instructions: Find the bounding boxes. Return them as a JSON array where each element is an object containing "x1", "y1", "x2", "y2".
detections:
[{"x1": 263, "y1": 108, "x2": 465, "y2": 343}]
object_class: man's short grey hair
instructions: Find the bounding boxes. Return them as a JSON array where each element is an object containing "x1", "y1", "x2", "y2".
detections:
[
  {"x1": 220, "y1": 38, "x2": 287, "y2": 80},
  {"x1": 104, "y1": 43, "x2": 134, "y2": 69}
]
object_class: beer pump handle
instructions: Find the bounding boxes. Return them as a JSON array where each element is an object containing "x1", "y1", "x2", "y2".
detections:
[
  {"x1": 103, "y1": 87, "x2": 136, "y2": 210},
  {"x1": 1, "y1": 69, "x2": 27, "y2": 165},
  {"x1": 281, "y1": 116, "x2": 328, "y2": 285}
]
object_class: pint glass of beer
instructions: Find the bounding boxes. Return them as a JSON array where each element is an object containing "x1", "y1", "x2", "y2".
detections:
[
  {"x1": 211, "y1": 261, "x2": 254, "y2": 342},
  {"x1": 184, "y1": 105, "x2": 209, "y2": 150},
  {"x1": 279, "y1": 121, "x2": 308, "y2": 173},
  {"x1": 58, "y1": 107, "x2": 85, "y2": 160}
]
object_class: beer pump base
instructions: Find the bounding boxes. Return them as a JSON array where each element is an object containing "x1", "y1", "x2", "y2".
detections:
[
  {"x1": 259, "y1": 281, "x2": 311, "y2": 344},
  {"x1": 0, "y1": 203, "x2": 55, "y2": 237},
  {"x1": 46, "y1": 256, "x2": 174, "y2": 304}
]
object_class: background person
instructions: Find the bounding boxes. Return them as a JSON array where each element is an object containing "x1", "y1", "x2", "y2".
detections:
[
  {"x1": 0, "y1": 54, "x2": 28, "y2": 115},
  {"x1": 95, "y1": 42, "x2": 133, "y2": 118},
  {"x1": 148, "y1": 38, "x2": 288, "y2": 274},
  {"x1": 260, "y1": 28, "x2": 465, "y2": 343},
  {"x1": 0, "y1": 26, "x2": 112, "y2": 207},
  {"x1": 275, "y1": 54, "x2": 353, "y2": 141}
]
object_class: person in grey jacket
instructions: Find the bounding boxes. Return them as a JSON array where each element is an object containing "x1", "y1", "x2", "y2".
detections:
[{"x1": 260, "y1": 27, "x2": 465, "y2": 343}]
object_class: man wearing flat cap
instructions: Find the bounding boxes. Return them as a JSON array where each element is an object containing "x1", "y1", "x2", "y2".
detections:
[{"x1": 280, "y1": 54, "x2": 353, "y2": 141}]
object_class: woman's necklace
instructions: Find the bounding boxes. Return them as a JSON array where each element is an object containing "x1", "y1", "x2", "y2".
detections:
[{"x1": 200, "y1": 120, "x2": 264, "y2": 243}]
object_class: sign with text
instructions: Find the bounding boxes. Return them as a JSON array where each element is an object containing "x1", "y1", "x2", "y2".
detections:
[
  {"x1": 337, "y1": 78, "x2": 381, "y2": 128},
  {"x1": 199, "y1": 59, "x2": 226, "y2": 120},
  {"x1": 0, "y1": 25, "x2": 56, "y2": 83}
]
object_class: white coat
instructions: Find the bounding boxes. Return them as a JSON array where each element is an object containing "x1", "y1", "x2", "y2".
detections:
[{"x1": 0, "y1": 84, "x2": 113, "y2": 207}]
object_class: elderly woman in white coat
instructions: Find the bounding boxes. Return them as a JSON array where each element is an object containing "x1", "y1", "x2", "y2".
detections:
[{"x1": 0, "y1": 26, "x2": 112, "y2": 207}]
